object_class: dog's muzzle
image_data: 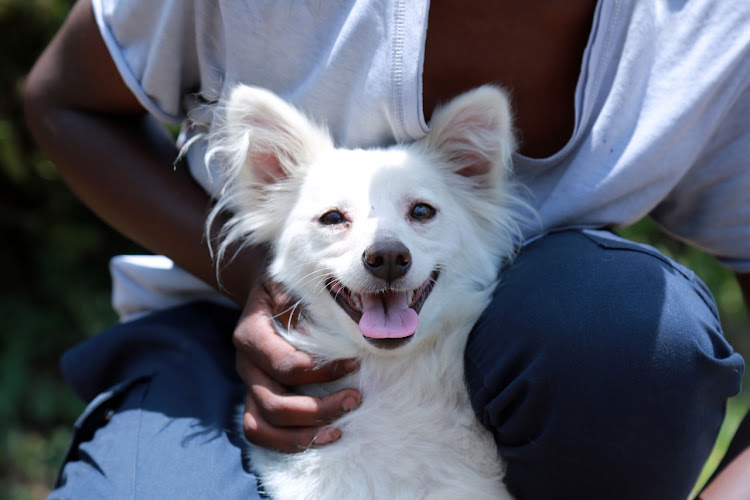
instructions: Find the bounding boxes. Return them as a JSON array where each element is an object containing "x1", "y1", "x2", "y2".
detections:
[{"x1": 326, "y1": 268, "x2": 440, "y2": 349}]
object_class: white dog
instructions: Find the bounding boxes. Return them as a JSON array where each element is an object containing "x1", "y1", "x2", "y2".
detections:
[{"x1": 207, "y1": 84, "x2": 526, "y2": 499}]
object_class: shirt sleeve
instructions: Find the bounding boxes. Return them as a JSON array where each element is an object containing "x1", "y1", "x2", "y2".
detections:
[
  {"x1": 651, "y1": 81, "x2": 750, "y2": 272},
  {"x1": 92, "y1": 0, "x2": 223, "y2": 123}
]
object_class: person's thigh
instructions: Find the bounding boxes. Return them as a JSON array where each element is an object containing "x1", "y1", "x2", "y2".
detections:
[
  {"x1": 465, "y1": 229, "x2": 744, "y2": 500},
  {"x1": 50, "y1": 301, "x2": 262, "y2": 499}
]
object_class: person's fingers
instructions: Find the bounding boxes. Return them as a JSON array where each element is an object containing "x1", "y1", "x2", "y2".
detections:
[
  {"x1": 233, "y1": 281, "x2": 362, "y2": 452},
  {"x1": 239, "y1": 366, "x2": 360, "y2": 453},
  {"x1": 241, "y1": 391, "x2": 343, "y2": 453},
  {"x1": 245, "y1": 361, "x2": 361, "y2": 428},
  {"x1": 234, "y1": 282, "x2": 358, "y2": 387}
]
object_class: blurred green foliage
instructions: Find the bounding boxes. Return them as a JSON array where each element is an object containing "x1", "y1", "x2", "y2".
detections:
[
  {"x1": 0, "y1": 1, "x2": 142, "y2": 497},
  {"x1": 0, "y1": 1, "x2": 747, "y2": 499}
]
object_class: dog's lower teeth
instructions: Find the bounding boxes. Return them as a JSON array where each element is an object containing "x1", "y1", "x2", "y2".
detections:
[
  {"x1": 352, "y1": 294, "x2": 362, "y2": 310},
  {"x1": 407, "y1": 290, "x2": 414, "y2": 305}
]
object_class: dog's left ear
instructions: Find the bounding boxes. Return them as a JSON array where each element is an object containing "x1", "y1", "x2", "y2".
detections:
[{"x1": 424, "y1": 85, "x2": 516, "y2": 182}]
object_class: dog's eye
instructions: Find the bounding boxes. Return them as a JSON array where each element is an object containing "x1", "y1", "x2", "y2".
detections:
[
  {"x1": 410, "y1": 203, "x2": 436, "y2": 221},
  {"x1": 319, "y1": 210, "x2": 346, "y2": 225}
]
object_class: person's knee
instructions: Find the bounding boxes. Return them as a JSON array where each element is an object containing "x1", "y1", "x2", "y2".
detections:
[
  {"x1": 466, "y1": 230, "x2": 741, "y2": 418},
  {"x1": 465, "y1": 230, "x2": 744, "y2": 498},
  {"x1": 51, "y1": 303, "x2": 261, "y2": 499}
]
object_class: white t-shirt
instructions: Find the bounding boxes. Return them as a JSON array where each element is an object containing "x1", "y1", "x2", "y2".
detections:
[{"x1": 93, "y1": 0, "x2": 750, "y2": 321}]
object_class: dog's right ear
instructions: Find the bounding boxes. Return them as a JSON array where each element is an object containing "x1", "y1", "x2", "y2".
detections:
[
  {"x1": 205, "y1": 86, "x2": 333, "y2": 265},
  {"x1": 214, "y1": 85, "x2": 333, "y2": 186}
]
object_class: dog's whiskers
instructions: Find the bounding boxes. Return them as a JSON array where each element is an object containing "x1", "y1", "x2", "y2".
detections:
[
  {"x1": 275, "y1": 269, "x2": 330, "y2": 301},
  {"x1": 268, "y1": 269, "x2": 335, "y2": 329}
]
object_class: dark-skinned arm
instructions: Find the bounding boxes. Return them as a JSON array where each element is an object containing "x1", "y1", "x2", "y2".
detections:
[
  {"x1": 23, "y1": 0, "x2": 359, "y2": 453},
  {"x1": 23, "y1": 0, "x2": 256, "y2": 302}
]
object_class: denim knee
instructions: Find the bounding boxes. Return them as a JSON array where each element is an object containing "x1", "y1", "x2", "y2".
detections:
[
  {"x1": 465, "y1": 229, "x2": 744, "y2": 499},
  {"x1": 51, "y1": 302, "x2": 262, "y2": 499}
]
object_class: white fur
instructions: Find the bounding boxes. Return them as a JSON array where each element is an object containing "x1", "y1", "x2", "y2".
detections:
[{"x1": 207, "y1": 85, "x2": 527, "y2": 499}]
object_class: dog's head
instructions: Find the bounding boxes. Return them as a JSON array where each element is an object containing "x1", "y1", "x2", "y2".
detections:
[{"x1": 208, "y1": 85, "x2": 523, "y2": 358}]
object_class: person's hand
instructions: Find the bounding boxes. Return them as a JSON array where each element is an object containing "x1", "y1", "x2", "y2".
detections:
[{"x1": 233, "y1": 281, "x2": 361, "y2": 453}]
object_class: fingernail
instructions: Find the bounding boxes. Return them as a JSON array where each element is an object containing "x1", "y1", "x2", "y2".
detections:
[
  {"x1": 343, "y1": 359, "x2": 358, "y2": 373},
  {"x1": 314, "y1": 427, "x2": 341, "y2": 445},
  {"x1": 341, "y1": 396, "x2": 360, "y2": 412}
]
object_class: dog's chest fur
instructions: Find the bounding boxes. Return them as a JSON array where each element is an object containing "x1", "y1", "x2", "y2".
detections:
[{"x1": 248, "y1": 332, "x2": 508, "y2": 500}]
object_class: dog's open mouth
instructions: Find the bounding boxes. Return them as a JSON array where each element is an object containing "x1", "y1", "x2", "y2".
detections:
[{"x1": 326, "y1": 270, "x2": 439, "y2": 349}]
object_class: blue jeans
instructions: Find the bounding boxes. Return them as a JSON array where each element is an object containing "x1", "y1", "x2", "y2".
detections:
[{"x1": 51, "y1": 229, "x2": 743, "y2": 499}]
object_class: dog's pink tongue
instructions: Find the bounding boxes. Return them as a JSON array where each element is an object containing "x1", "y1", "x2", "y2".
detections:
[{"x1": 359, "y1": 291, "x2": 419, "y2": 339}]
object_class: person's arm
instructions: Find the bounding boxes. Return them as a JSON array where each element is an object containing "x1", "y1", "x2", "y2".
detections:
[
  {"x1": 23, "y1": 0, "x2": 257, "y2": 302},
  {"x1": 24, "y1": 0, "x2": 359, "y2": 452},
  {"x1": 698, "y1": 272, "x2": 750, "y2": 499}
]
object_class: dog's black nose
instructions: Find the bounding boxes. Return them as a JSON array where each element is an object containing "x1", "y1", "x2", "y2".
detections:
[{"x1": 362, "y1": 240, "x2": 412, "y2": 282}]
